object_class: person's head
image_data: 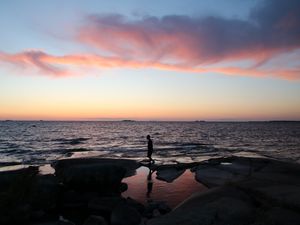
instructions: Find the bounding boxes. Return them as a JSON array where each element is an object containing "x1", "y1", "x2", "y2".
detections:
[{"x1": 147, "y1": 135, "x2": 151, "y2": 140}]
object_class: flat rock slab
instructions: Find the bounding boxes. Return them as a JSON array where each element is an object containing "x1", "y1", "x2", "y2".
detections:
[
  {"x1": 52, "y1": 158, "x2": 140, "y2": 192},
  {"x1": 188, "y1": 156, "x2": 300, "y2": 224},
  {"x1": 148, "y1": 186, "x2": 255, "y2": 225},
  {"x1": 192, "y1": 156, "x2": 300, "y2": 188},
  {"x1": 53, "y1": 158, "x2": 140, "y2": 177},
  {"x1": 156, "y1": 168, "x2": 185, "y2": 183},
  {"x1": 195, "y1": 166, "x2": 243, "y2": 187}
]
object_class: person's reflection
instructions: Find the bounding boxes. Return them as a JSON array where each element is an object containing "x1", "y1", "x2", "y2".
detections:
[{"x1": 147, "y1": 162, "x2": 155, "y2": 198}]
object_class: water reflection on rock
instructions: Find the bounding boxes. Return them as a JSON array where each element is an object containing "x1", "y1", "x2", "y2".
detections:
[{"x1": 122, "y1": 163, "x2": 207, "y2": 208}]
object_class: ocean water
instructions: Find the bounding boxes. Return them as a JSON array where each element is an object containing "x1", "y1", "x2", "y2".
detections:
[{"x1": 0, "y1": 121, "x2": 299, "y2": 165}]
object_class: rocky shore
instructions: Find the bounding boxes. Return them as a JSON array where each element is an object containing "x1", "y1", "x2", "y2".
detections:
[{"x1": 0, "y1": 156, "x2": 300, "y2": 225}]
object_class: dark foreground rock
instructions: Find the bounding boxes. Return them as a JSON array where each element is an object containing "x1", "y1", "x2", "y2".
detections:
[
  {"x1": 52, "y1": 158, "x2": 139, "y2": 193},
  {"x1": 1, "y1": 156, "x2": 300, "y2": 225},
  {"x1": 148, "y1": 186, "x2": 256, "y2": 225},
  {"x1": 193, "y1": 156, "x2": 300, "y2": 188},
  {"x1": 84, "y1": 215, "x2": 107, "y2": 225},
  {"x1": 193, "y1": 156, "x2": 300, "y2": 210},
  {"x1": 148, "y1": 156, "x2": 300, "y2": 225},
  {"x1": 0, "y1": 167, "x2": 60, "y2": 225},
  {"x1": 0, "y1": 166, "x2": 38, "y2": 192},
  {"x1": 110, "y1": 202, "x2": 141, "y2": 225}
]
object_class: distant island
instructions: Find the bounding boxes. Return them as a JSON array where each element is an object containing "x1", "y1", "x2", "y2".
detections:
[
  {"x1": 194, "y1": 120, "x2": 206, "y2": 123},
  {"x1": 121, "y1": 120, "x2": 136, "y2": 122}
]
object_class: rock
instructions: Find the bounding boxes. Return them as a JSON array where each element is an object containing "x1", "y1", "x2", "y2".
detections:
[
  {"x1": 111, "y1": 203, "x2": 142, "y2": 225},
  {"x1": 143, "y1": 201, "x2": 157, "y2": 218},
  {"x1": 0, "y1": 167, "x2": 41, "y2": 224},
  {"x1": 60, "y1": 190, "x2": 92, "y2": 224},
  {"x1": 84, "y1": 215, "x2": 107, "y2": 225},
  {"x1": 62, "y1": 190, "x2": 86, "y2": 208},
  {"x1": 0, "y1": 203, "x2": 32, "y2": 225},
  {"x1": 27, "y1": 221, "x2": 55, "y2": 225},
  {"x1": 192, "y1": 157, "x2": 255, "y2": 187},
  {"x1": 194, "y1": 166, "x2": 241, "y2": 187},
  {"x1": 186, "y1": 157, "x2": 300, "y2": 225},
  {"x1": 53, "y1": 158, "x2": 140, "y2": 178},
  {"x1": 58, "y1": 216, "x2": 76, "y2": 225},
  {"x1": 253, "y1": 184, "x2": 300, "y2": 209},
  {"x1": 119, "y1": 183, "x2": 128, "y2": 192},
  {"x1": 148, "y1": 186, "x2": 255, "y2": 225},
  {"x1": 0, "y1": 166, "x2": 38, "y2": 192},
  {"x1": 52, "y1": 158, "x2": 140, "y2": 193},
  {"x1": 260, "y1": 207, "x2": 300, "y2": 225},
  {"x1": 143, "y1": 200, "x2": 171, "y2": 218},
  {"x1": 30, "y1": 210, "x2": 46, "y2": 220},
  {"x1": 193, "y1": 156, "x2": 300, "y2": 188},
  {"x1": 58, "y1": 164, "x2": 126, "y2": 193},
  {"x1": 157, "y1": 202, "x2": 171, "y2": 215},
  {"x1": 88, "y1": 196, "x2": 123, "y2": 214},
  {"x1": 27, "y1": 174, "x2": 60, "y2": 211},
  {"x1": 156, "y1": 167, "x2": 185, "y2": 183},
  {"x1": 125, "y1": 197, "x2": 145, "y2": 214}
]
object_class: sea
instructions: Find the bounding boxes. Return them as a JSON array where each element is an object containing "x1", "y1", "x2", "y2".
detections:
[{"x1": 0, "y1": 121, "x2": 300, "y2": 166}]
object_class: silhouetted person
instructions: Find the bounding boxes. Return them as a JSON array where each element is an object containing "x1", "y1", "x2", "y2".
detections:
[{"x1": 147, "y1": 135, "x2": 153, "y2": 161}]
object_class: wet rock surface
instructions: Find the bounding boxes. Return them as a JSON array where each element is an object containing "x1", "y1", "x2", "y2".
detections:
[
  {"x1": 1, "y1": 156, "x2": 300, "y2": 225},
  {"x1": 148, "y1": 156, "x2": 300, "y2": 225}
]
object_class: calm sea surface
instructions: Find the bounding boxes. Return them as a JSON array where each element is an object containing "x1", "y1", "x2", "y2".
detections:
[{"x1": 0, "y1": 121, "x2": 299, "y2": 165}]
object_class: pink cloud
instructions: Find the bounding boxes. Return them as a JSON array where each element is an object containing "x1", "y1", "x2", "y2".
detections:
[
  {"x1": 1, "y1": 50, "x2": 299, "y2": 80},
  {"x1": 0, "y1": 50, "x2": 70, "y2": 77},
  {"x1": 0, "y1": 0, "x2": 300, "y2": 80}
]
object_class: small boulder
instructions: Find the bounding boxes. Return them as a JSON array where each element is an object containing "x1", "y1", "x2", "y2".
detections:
[
  {"x1": 111, "y1": 203, "x2": 142, "y2": 225},
  {"x1": 125, "y1": 197, "x2": 145, "y2": 214},
  {"x1": 84, "y1": 215, "x2": 107, "y2": 225},
  {"x1": 119, "y1": 183, "x2": 128, "y2": 192},
  {"x1": 88, "y1": 196, "x2": 123, "y2": 214}
]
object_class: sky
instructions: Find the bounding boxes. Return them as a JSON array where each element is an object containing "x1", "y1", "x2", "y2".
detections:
[{"x1": 0, "y1": 0, "x2": 300, "y2": 121}]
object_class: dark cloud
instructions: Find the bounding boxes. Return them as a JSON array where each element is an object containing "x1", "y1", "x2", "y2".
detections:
[{"x1": 78, "y1": 0, "x2": 300, "y2": 66}]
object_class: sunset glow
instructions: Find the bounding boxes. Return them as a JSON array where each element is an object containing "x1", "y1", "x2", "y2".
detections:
[{"x1": 0, "y1": 0, "x2": 299, "y2": 121}]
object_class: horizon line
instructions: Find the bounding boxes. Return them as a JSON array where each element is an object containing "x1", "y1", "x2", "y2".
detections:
[{"x1": 1, "y1": 119, "x2": 299, "y2": 123}]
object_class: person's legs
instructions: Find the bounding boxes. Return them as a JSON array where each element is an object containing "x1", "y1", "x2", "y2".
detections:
[{"x1": 149, "y1": 151, "x2": 154, "y2": 163}]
